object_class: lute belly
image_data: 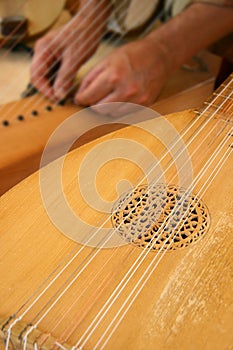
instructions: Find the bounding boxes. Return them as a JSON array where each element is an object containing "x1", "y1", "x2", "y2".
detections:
[{"x1": 0, "y1": 75, "x2": 232, "y2": 350}]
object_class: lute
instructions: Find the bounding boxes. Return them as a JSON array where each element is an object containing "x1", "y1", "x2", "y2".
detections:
[{"x1": 0, "y1": 75, "x2": 232, "y2": 349}]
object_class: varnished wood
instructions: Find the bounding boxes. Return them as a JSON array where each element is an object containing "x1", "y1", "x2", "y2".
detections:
[
  {"x1": 0, "y1": 77, "x2": 216, "y2": 196},
  {"x1": 0, "y1": 77, "x2": 232, "y2": 349}
]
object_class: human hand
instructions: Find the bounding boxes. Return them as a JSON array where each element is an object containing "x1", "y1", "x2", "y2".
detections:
[
  {"x1": 31, "y1": 2, "x2": 110, "y2": 101},
  {"x1": 75, "y1": 37, "x2": 170, "y2": 116}
]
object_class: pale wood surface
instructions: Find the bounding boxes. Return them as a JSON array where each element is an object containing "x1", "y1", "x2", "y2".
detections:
[
  {"x1": 0, "y1": 48, "x2": 219, "y2": 196},
  {"x1": 0, "y1": 87, "x2": 232, "y2": 349},
  {"x1": 0, "y1": 12, "x2": 221, "y2": 196},
  {"x1": 0, "y1": 7, "x2": 232, "y2": 350},
  {"x1": 0, "y1": 77, "x2": 216, "y2": 196}
]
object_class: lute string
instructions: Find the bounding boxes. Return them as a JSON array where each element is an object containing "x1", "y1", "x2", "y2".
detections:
[
  {"x1": 3, "y1": 2, "x2": 231, "y2": 348},
  {"x1": 1, "y1": 0, "x2": 231, "y2": 344},
  {"x1": 2, "y1": 0, "x2": 131, "y2": 332},
  {"x1": 99, "y1": 113, "x2": 232, "y2": 348},
  {"x1": 35, "y1": 270, "x2": 113, "y2": 349},
  {"x1": 11, "y1": 102, "x2": 233, "y2": 348},
  {"x1": 95, "y1": 128, "x2": 233, "y2": 350},
  {"x1": 11, "y1": 0, "x2": 231, "y2": 332},
  {"x1": 36, "y1": 115, "x2": 231, "y2": 350},
  {"x1": 47, "y1": 246, "x2": 135, "y2": 350},
  {"x1": 5, "y1": 10, "x2": 170, "y2": 349},
  {"x1": 0, "y1": 0, "x2": 166, "y2": 119},
  {"x1": 71, "y1": 93, "x2": 233, "y2": 348},
  {"x1": 0, "y1": 1, "x2": 30, "y2": 50},
  {"x1": 88, "y1": 95, "x2": 230, "y2": 347},
  {"x1": 0, "y1": 0, "x2": 223, "y2": 126},
  {"x1": 1, "y1": 0, "x2": 136, "y2": 331},
  {"x1": 28, "y1": 84, "x2": 232, "y2": 348},
  {"x1": 3, "y1": 0, "x2": 174, "y2": 332},
  {"x1": 2, "y1": 0, "x2": 131, "y2": 330},
  {"x1": 79, "y1": 106, "x2": 233, "y2": 349},
  {"x1": 139, "y1": 177, "x2": 232, "y2": 349},
  {"x1": 0, "y1": 0, "x2": 84, "y2": 100},
  {"x1": 48, "y1": 86, "x2": 232, "y2": 346},
  {"x1": 77, "y1": 144, "x2": 233, "y2": 349},
  {"x1": 0, "y1": 0, "x2": 119, "y2": 115},
  {"x1": 5, "y1": 64, "x2": 231, "y2": 346},
  {"x1": 5, "y1": 76, "x2": 231, "y2": 348},
  {"x1": 0, "y1": 0, "x2": 227, "y2": 144}
]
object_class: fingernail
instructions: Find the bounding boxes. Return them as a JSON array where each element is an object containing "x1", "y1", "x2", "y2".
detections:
[
  {"x1": 54, "y1": 88, "x2": 66, "y2": 100},
  {"x1": 47, "y1": 90, "x2": 55, "y2": 101}
]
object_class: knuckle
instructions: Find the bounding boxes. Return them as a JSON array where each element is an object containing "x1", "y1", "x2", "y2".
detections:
[
  {"x1": 76, "y1": 94, "x2": 89, "y2": 106},
  {"x1": 139, "y1": 94, "x2": 150, "y2": 105},
  {"x1": 124, "y1": 85, "x2": 138, "y2": 98},
  {"x1": 108, "y1": 72, "x2": 120, "y2": 85},
  {"x1": 62, "y1": 54, "x2": 80, "y2": 73}
]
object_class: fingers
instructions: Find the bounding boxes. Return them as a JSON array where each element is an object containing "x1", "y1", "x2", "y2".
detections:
[
  {"x1": 90, "y1": 93, "x2": 125, "y2": 117},
  {"x1": 31, "y1": 28, "x2": 82, "y2": 101},
  {"x1": 75, "y1": 70, "x2": 115, "y2": 105},
  {"x1": 78, "y1": 64, "x2": 105, "y2": 93},
  {"x1": 31, "y1": 39, "x2": 54, "y2": 99},
  {"x1": 92, "y1": 100, "x2": 144, "y2": 118},
  {"x1": 31, "y1": 31, "x2": 162, "y2": 109},
  {"x1": 90, "y1": 88, "x2": 153, "y2": 117},
  {"x1": 53, "y1": 49, "x2": 81, "y2": 100},
  {"x1": 92, "y1": 102, "x2": 135, "y2": 118}
]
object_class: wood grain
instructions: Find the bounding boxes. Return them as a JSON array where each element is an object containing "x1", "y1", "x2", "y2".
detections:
[
  {"x1": 0, "y1": 82, "x2": 232, "y2": 349},
  {"x1": 0, "y1": 77, "x2": 216, "y2": 196}
]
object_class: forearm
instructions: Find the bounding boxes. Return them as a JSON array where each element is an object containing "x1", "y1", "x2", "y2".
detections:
[{"x1": 145, "y1": 3, "x2": 233, "y2": 74}]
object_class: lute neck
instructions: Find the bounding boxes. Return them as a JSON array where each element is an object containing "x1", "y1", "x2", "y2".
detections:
[{"x1": 196, "y1": 73, "x2": 233, "y2": 123}]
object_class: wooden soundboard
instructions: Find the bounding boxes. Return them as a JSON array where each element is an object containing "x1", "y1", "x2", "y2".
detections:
[{"x1": 0, "y1": 75, "x2": 232, "y2": 349}]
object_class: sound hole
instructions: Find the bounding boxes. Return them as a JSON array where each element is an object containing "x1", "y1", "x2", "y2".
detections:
[{"x1": 112, "y1": 184, "x2": 210, "y2": 251}]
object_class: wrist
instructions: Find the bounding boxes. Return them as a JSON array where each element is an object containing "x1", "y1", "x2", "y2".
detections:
[{"x1": 141, "y1": 35, "x2": 172, "y2": 79}]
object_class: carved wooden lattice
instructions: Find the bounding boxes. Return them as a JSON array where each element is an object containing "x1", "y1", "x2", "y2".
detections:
[{"x1": 112, "y1": 184, "x2": 210, "y2": 251}]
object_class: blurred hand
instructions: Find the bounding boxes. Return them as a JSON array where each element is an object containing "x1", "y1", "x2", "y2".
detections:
[
  {"x1": 75, "y1": 38, "x2": 170, "y2": 116},
  {"x1": 31, "y1": 2, "x2": 109, "y2": 101}
]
